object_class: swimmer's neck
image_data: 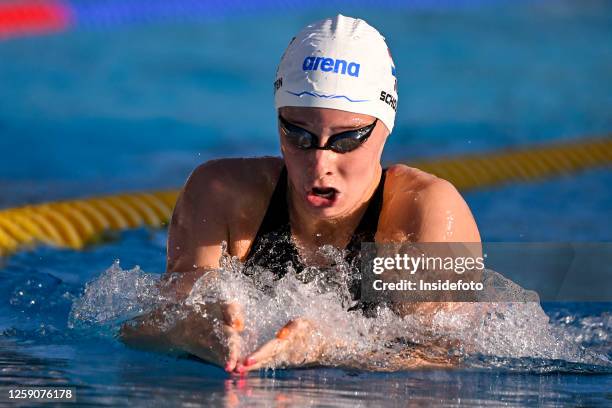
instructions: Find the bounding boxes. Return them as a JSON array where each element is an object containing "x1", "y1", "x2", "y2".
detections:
[{"x1": 287, "y1": 166, "x2": 382, "y2": 249}]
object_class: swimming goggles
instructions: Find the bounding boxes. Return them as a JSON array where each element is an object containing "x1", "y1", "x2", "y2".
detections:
[{"x1": 278, "y1": 115, "x2": 377, "y2": 153}]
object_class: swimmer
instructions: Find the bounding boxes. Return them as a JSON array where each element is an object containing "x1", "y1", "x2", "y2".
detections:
[{"x1": 120, "y1": 15, "x2": 481, "y2": 373}]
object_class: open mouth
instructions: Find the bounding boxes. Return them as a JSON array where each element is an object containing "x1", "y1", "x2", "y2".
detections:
[
  {"x1": 311, "y1": 187, "x2": 337, "y2": 199},
  {"x1": 307, "y1": 186, "x2": 339, "y2": 207}
]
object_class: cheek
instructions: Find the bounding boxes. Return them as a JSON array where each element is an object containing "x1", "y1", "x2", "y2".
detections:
[
  {"x1": 281, "y1": 143, "x2": 309, "y2": 184},
  {"x1": 282, "y1": 143, "x2": 303, "y2": 163},
  {"x1": 338, "y1": 150, "x2": 381, "y2": 198},
  {"x1": 342, "y1": 162, "x2": 374, "y2": 190},
  {"x1": 342, "y1": 139, "x2": 383, "y2": 174}
]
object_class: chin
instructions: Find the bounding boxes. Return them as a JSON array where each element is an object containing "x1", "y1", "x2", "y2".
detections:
[{"x1": 308, "y1": 207, "x2": 341, "y2": 219}]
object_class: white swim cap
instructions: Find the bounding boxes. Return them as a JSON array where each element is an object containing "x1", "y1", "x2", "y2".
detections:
[{"x1": 274, "y1": 14, "x2": 398, "y2": 133}]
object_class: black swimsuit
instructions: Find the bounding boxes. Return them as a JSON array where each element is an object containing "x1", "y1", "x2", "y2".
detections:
[{"x1": 244, "y1": 166, "x2": 386, "y2": 311}]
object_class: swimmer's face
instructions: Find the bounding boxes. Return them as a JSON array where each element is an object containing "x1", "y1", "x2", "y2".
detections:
[{"x1": 279, "y1": 106, "x2": 388, "y2": 219}]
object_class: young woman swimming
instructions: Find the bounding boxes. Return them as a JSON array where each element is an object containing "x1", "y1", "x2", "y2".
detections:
[{"x1": 121, "y1": 14, "x2": 481, "y2": 374}]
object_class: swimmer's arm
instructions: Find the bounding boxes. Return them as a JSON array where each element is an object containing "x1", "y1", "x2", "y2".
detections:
[
  {"x1": 391, "y1": 178, "x2": 482, "y2": 318},
  {"x1": 235, "y1": 317, "x2": 456, "y2": 372},
  {"x1": 118, "y1": 268, "x2": 219, "y2": 347},
  {"x1": 119, "y1": 268, "x2": 245, "y2": 370},
  {"x1": 121, "y1": 162, "x2": 244, "y2": 370},
  {"x1": 123, "y1": 160, "x2": 230, "y2": 316},
  {"x1": 119, "y1": 301, "x2": 185, "y2": 353},
  {"x1": 166, "y1": 160, "x2": 231, "y2": 277},
  {"x1": 411, "y1": 178, "x2": 481, "y2": 243},
  {"x1": 236, "y1": 317, "x2": 349, "y2": 372}
]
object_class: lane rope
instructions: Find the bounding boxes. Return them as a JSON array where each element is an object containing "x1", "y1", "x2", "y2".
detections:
[
  {"x1": 411, "y1": 137, "x2": 612, "y2": 191},
  {"x1": 0, "y1": 136, "x2": 610, "y2": 257}
]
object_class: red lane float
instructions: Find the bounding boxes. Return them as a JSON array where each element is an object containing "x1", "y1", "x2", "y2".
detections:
[{"x1": 0, "y1": 1, "x2": 71, "y2": 40}]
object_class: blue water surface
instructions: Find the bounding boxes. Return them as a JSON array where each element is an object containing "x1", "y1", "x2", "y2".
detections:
[
  {"x1": 1, "y1": 230, "x2": 611, "y2": 406},
  {"x1": 0, "y1": 0, "x2": 610, "y2": 206}
]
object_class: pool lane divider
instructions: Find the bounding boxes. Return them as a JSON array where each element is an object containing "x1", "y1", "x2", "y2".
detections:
[
  {"x1": 411, "y1": 136, "x2": 612, "y2": 191},
  {"x1": 0, "y1": 136, "x2": 610, "y2": 257},
  {"x1": 0, "y1": 191, "x2": 179, "y2": 257}
]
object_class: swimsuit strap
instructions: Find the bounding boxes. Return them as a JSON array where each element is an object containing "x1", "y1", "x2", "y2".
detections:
[
  {"x1": 244, "y1": 167, "x2": 302, "y2": 274},
  {"x1": 253, "y1": 166, "x2": 290, "y2": 236},
  {"x1": 346, "y1": 168, "x2": 386, "y2": 259}
]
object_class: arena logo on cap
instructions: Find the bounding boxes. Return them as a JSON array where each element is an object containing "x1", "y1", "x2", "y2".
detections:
[{"x1": 302, "y1": 56, "x2": 360, "y2": 77}]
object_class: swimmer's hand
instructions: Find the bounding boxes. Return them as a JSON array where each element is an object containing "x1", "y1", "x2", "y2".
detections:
[
  {"x1": 235, "y1": 317, "x2": 327, "y2": 373},
  {"x1": 175, "y1": 301, "x2": 245, "y2": 372},
  {"x1": 120, "y1": 301, "x2": 245, "y2": 372}
]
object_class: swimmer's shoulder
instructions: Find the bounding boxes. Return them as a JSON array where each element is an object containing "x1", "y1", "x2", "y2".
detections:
[
  {"x1": 167, "y1": 157, "x2": 284, "y2": 271},
  {"x1": 183, "y1": 156, "x2": 284, "y2": 211},
  {"x1": 182, "y1": 157, "x2": 285, "y2": 256},
  {"x1": 379, "y1": 164, "x2": 478, "y2": 241},
  {"x1": 385, "y1": 163, "x2": 454, "y2": 196}
]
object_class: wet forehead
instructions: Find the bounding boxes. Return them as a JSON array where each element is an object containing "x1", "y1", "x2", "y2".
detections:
[{"x1": 280, "y1": 106, "x2": 376, "y2": 131}]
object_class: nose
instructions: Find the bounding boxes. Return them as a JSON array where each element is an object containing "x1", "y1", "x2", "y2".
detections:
[{"x1": 310, "y1": 148, "x2": 336, "y2": 179}]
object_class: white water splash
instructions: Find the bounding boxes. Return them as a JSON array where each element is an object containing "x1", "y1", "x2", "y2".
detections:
[
  {"x1": 68, "y1": 260, "x2": 161, "y2": 329},
  {"x1": 69, "y1": 248, "x2": 610, "y2": 370}
]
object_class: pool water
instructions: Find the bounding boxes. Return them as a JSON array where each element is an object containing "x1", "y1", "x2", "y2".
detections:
[
  {"x1": 1, "y1": 1, "x2": 611, "y2": 208},
  {"x1": 1, "y1": 230, "x2": 611, "y2": 406},
  {"x1": 1, "y1": 0, "x2": 611, "y2": 406}
]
